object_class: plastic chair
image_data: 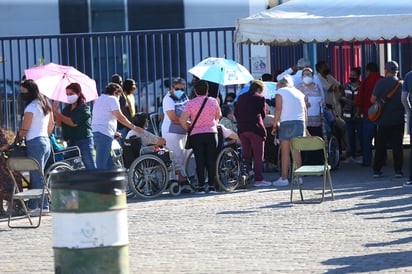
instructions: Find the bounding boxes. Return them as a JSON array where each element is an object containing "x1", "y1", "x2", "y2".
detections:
[
  {"x1": 290, "y1": 136, "x2": 335, "y2": 204},
  {"x1": 6, "y1": 157, "x2": 50, "y2": 228}
]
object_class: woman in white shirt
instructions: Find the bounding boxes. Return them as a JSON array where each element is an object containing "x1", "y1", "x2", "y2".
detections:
[
  {"x1": 271, "y1": 75, "x2": 308, "y2": 187},
  {"x1": 91, "y1": 83, "x2": 141, "y2": 169},
  {"x1": 19, "y1": 79, "x2": 54, "y2": 214}
]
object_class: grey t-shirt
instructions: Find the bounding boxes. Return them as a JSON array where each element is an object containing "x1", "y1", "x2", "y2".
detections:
[{"x1": 372, "y1": 76, "x2": 404, "y2": 126}]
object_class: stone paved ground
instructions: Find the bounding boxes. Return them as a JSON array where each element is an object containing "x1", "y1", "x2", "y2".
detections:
[{"x1": 1, "y1": 158, "x2": 412, "y2": 274}]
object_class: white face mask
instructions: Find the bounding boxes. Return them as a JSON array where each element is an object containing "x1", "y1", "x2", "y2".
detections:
[
  {"x1": 66, "y1": 94, "x2": 79, "y2": 104},
  {"x1": 302, "y1": 76, "x2": 313, "y2": 85}
]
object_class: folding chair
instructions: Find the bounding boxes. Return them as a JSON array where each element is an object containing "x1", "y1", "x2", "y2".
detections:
[
  {"x1": 7, "y1": 157, "x2": 50, "y2": 228},
  {"x1": 290, "y1": 136, "x2": 334, "y2": 204}
]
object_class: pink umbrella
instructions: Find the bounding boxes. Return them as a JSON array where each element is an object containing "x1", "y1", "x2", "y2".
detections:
[{"x1": 24, "y1": 62, "x2": 98, "y2": 103}]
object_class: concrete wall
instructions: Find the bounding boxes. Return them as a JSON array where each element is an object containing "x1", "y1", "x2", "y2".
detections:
[{"x1": 0, "y1": 0, "x2": 60, "y2": 36}]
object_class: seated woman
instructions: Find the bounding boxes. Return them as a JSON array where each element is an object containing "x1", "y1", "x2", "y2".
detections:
[
  {"x1": 0, "y1": 128, "x2": 23, "y2": 217},
  {"x1": 126, "y1": 112, "x2": 166, "y2": 147}
]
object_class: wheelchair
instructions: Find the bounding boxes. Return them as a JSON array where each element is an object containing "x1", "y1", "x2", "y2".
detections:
[
  {"x1": 184, "y1": 138, "x2": 251, "y2": 193},
  {"x1": 44, "y1": 144, "x2": 84, "y2": 186},
  {"x1": 123, "y1": 136, "x2": 194, "y2": 199},
  {"x1": 215, "y1": 140, "x2": 251, "y2": 192}
]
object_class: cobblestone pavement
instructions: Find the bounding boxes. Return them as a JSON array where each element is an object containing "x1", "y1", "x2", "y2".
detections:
[{"x1": 1, "y1": 159, "x2": 412, "y2": 274}]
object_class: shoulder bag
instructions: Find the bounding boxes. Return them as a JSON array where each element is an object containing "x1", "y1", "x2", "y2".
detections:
[
  {"x1": 6, "y1": 137, "x2": 27, "y2": 158},
  {"x1": 184, "y1": 98, "x2": 208, "y2": 149},
  {"x1": 368, "y1": 80, "x2": 401, "y2": 122}
]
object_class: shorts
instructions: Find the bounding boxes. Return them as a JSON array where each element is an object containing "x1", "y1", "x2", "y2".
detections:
[{"x1": 278, "y1": 120, "x2": 305, "y2": 141}]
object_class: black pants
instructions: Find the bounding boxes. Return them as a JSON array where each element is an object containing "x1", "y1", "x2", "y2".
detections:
[
  {"x1": 373, "y1": 124, "x2": 404, "y2": 173},
  {"x1": 191, "y1": 133, "x2": 218, "y2": 188}
]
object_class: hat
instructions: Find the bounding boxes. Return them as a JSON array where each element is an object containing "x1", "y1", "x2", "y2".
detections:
[
  {"x1": 385, "y1": 61, "x2": 399, "y2": 72},
  {"x1": 297, "y1": 58, "x2": 311, "y2": 69}
]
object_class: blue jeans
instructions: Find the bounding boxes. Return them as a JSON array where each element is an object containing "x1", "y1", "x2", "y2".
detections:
[
  {"x1": 26, "y1": 136, "x2": 51, "y2": 210},
  {"x1": 93, "y1": 131, "x2": 115, "y2": 170},
  {"x1": 361, "y1": 117, "x2": 376, "y2": 166},
  {"x1": 69, "y1": 137, "x2": 96, "y2": 170},
  {"x1": 345, "y1": 119, "x2": 363, "y2": 158}
]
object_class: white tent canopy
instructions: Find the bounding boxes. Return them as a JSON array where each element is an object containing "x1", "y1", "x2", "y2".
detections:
[{"x1": 235, "y1": 0, "x2": 412, "y2": 45}]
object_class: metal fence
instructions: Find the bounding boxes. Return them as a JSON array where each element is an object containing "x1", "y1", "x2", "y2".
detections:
[
  {"x1": 1, "y1": 26, "x2": 412, "y2": 131},
  {"x1": 0, "y1": 27, "x2": 254, "y2": 130}
]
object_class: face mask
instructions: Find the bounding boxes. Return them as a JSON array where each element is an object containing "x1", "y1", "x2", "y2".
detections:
[
  {"x1": 66, "y1": 94, "x2": 79, "y2": 104},
  {"x1": 173, "y1": 89, "x2": 184, "y2": 99},
  {"x1": 349, "y1": 77, "x2": 358, "y2": 83},
  {"x1": 302, "y1": 76, "x2": 313, "y2": 85},
  {"x1": 20, "y1": 92, "x2": 30, "y2": 101}
]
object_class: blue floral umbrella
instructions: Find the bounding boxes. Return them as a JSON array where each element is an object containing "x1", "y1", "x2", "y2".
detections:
[{"x1": 188, "y1": 57, "x2": 254, "y2": 86}]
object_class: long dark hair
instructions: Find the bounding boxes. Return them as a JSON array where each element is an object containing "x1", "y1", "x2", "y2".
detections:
[{"x1": 20, "y1": 79, "x2": 52, "y2": 115}]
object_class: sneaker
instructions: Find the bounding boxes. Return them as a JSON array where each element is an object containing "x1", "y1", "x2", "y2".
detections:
[
  {"x1": 294, "y1": 177, "x2": 303, "y2": 185},
  {"x1": 394, "y1": 172, "x2": 404, "y2": 178},
  {"x1": 253, "y1": 180, "x2": 272, "y2": 187},
  {"x1": 29, "y1": 207, "x2": 50, "y2": 217},
  {"x1": 195, "y1": 190, "x2": 206, "y2": 195},
  {"x1": 403, "y1": 181, "x2": 412, "y2": 187},
  {"x1": 272, "y1": 177, "x2": 289, "y2": 187},
  {"x1": 207, "y1": 186, "x2": 217, "y2": 194},
  {"x1": 343, "y1": 157, "x2": 355, "y2": 164},
  {"x1": 373, "y1": 171, "x2": 383, "y2": 178},
  {"x1": 354, "y1": 158, "x2": 363, "y2": 164}
]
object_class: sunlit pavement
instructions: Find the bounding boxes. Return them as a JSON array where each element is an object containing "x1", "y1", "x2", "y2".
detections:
[{"x1": 1, "y1": 153, "x2": 412, "y2": 273}]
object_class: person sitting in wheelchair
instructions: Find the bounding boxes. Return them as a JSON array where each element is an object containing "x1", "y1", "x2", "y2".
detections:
[
  {"x1": 123, "y1": 112, "x2": 167, "y2": 168},
  {"x1": 126, "y1": 112, "x2": 166, "y2": 147},
  {"x1": 217, "y1": 124, "x2": 240, "y2": 149}
]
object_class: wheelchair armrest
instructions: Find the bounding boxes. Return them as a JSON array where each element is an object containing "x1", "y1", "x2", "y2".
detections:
[
  {"x1": 54, "y1": 146, "x2": 81, "y2": 160},
  {"x1": 140, "y1": 145, "x2": 156, "y2": 155}
]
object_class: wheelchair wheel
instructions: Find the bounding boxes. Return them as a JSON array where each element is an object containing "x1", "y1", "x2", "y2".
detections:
[
  {"x1": 216, "y1": 147, "x2": 241, "y2": 192},
  {"x1": 169, "y1": 180, "x2": 182, "y2": 196},
  {"x1": 128, "y1": 154, "x2": 169, "y2": 199},
  {"x1": 328, "y1": 135, "x2": 340, "y2": 170},
  {"x1": 45, "y1": 162, "x2": 73, "y2": 188}
]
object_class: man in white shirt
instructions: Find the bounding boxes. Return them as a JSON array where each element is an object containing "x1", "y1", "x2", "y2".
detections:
[{"x1": 276, "y1": 57, "x2": 311, "y2": 86}]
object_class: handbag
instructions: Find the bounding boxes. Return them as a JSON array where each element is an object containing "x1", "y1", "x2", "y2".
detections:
[
  {"x1": 368, "y1": 80, "x2": 401, "y2": 122},
  {"x1": 185, "y1": 98, "x2": 208, "y2": 149},
  {"x1": 6, "y1": 137, "x2": 27, "y2": 158}
]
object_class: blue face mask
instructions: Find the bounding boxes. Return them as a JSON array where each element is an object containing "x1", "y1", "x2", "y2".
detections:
[{"x1": 174, "y1": 89, "x2": 184, "y2": 99}]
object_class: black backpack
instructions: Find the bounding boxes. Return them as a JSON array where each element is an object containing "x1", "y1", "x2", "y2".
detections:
[{"x1": 122, "y1": 136, "x2": 142, "y2": 168}]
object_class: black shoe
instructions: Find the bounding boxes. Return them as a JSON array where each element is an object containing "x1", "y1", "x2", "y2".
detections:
[
  {"x1": 394, "y1": 172, "x2": 404, "y2": 178},
  {"x1": 373, "y1": 171, "x2": 383, "y2": 178}
]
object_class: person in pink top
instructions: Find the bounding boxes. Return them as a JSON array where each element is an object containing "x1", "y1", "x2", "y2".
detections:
[{"x1": 180, "y1": 80, "x2": 221, "y2": 194}]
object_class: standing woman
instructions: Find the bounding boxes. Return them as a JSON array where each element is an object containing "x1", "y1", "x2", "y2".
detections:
[
  {"x1": 180, "y1": 80, "x2": 221, "y2": 193},
  {"x1": 19, "y1": 79, "x2": 54, "y2": 213},
  {"x1": 161, "y1": 77, "x2": 190, "y2": 182},
  {"x1": 272, "y1": 75, "x2": 308, "y2": 187},
  {"x1": 235, "y1": 80, "x2": 269, "y2": 187},
  {"x1": 295, "y1": 67, "x2": 324, "y2": 165},
  {"x1": 92, "y1": 83, "x2": 140, "y2": 170},
  {"x1": 52, "y1": 82, "x2": 96, "y2": 169}
]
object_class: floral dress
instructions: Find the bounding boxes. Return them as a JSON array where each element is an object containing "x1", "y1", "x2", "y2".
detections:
[{"x1": 0, "y1": 130, "x2": 22, "y2": 213}]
